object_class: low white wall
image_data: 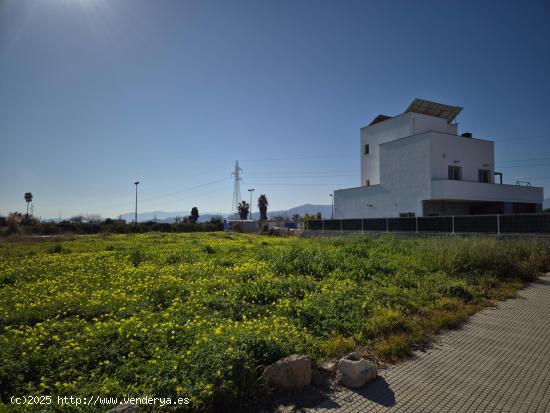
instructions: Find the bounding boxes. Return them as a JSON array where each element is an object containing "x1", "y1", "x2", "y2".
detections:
[{"x1": 431, "y1": 180, "x2": 543, "y2": 203}]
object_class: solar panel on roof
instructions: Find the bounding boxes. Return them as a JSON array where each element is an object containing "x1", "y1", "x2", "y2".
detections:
[{"x1": 405, "y1": 98, "x2": 463, "y2": 123}]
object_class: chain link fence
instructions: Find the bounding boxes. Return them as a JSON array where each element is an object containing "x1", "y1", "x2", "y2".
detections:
[{"x1": 304, "y1": 213, "x2": 550, "y2": 235}]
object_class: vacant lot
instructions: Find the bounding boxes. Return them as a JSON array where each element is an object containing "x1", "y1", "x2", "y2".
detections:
[{"x1": 1, "y1": 233, "x2": 549, "y2": 411}]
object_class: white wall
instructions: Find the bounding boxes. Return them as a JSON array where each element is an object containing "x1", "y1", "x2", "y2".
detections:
[
  {"x1": 431, "y1": 180, "x2": 543, "y2": 203},
  {"x1": 337, "y1": 131, "x2": 543, "y2": 219},
  {"x1": 334, "y1": 185, "x2": 393, "y2": 219},
  {"x1": 380, "y1": 135, "x2": 431, "y2": 214},
  {"x1": 338, "y1": 113, "x2": 544, "y2": 219},
  {"x1": 337, "y1": 135, "x2": 431, "y2": 218},
  {"x1": 361, "y1": 113, "x2": 458, "y2": 186},
  {"x1": 361, "y1": 113, "x2": 414, "y2": 186},
  {"x1": 430, "y1": 133, "x2": 494, "y2": 183},
  {"x1": 412, "y1": 113, "x2": 457, "y2": 136}
]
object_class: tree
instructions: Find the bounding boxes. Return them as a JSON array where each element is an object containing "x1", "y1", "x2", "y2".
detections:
[
  {"x1": 7, "y1": 212, "x2": 22, "y2": 233},
  {"x1": 24, "y1": 192, "x2": 33, "y2": 217},
  {"x1": 210, "y1": 215, "x2": 223, "y2": 224},
  {"x1": 303, "y1": 213, "x2": 321, "y2": 221},
  {"x1": 189, "y1": 207, "x2": 199, "y2": 224},
  {"x1": 237, "y1": 201, "x2": 249, "y2": 220},
  {"x1": 257, "y1": 194, "x2": 268, "y2": 220},
  {"x1": 292, "y1": 214, "x2": 302, "y2": 223}
]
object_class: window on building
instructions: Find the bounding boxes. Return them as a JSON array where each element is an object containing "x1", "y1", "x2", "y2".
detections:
[
  {"x1": 365, "y1": 179, "x2": 370, "y2": 186},
  {"x1": 364, "y1": 144, "x2": 369, "y2": 155},
  {"x1": 448, "y1": 165, "x2": 462, "y2": 181},
  {"x1": 478, "y1": 169, "x2": 490, "y2": 183}
]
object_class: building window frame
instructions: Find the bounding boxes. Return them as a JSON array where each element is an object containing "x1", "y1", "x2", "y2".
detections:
[
  {"x1": 478, "y1": 169, "x2": 490, "y2": 183},
  {"x1": 448, "y1": 165, "x2": 462, "y2": 181}
]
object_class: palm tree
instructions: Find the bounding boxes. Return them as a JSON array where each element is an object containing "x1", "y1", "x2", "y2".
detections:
[
  {"x1": 237, "y1": 201, "x2": 249, "y2": 220},
  {"x1": 189, "y1": 207, "x2": 199, "y2": 223},
  {"x1": 257, "y1": 194, "x2": 268, "y2": 220},
  {"x1": 24, "y1": 192, "x2": 33, "y2": 217}
]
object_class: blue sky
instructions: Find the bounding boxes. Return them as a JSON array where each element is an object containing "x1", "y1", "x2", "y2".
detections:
[{"x1": 1, "y1": 0, "x2": 549, "y2": 218}]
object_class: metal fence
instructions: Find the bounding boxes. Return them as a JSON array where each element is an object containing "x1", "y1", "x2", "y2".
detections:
[{"x1": 304, "y1": 213, "x2": 550, "y2": 235}]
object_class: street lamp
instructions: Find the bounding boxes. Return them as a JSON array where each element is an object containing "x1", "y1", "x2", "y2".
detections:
[
  {"x1": 329, "y1": 193, "x2": 334, "y2": 220},
  {"x1": 134, "y1": 181, "x2": 140, "y2": 225},
  {"x1": 248, "y1": 188, "x2": 255, "y2": 220}
]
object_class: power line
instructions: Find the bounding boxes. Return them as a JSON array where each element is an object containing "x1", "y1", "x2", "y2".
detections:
[
  {"x1": 497, "y1": 157, "x2": 550, "y2": 163},
  {"x1": 246, "y1": 182, "x2": 355, "y2": 186},
  {"x1": 495, "y1": 135, "x2": 548, "y2": 142},
  {"x1": 240, "y1": 154, "x2": 353, "y2": 162},
  {"x1": 140, "y1": 177, "x2": 231, "y2": 203},
  {"x1": 245, "y1": 174, "x2": 358, "y2": 179},
  {"x1": 90, "y1": 176, "x2": 232, "y2": 212},
  {"x1": 246, "y1": 170, "x2": 359, "y2": 175},
  {"x1": 509, "y1": 176, "x2": 550, "y2": 180},
  {"x1": 497, "y1": 163, "x2": 550, "y2": 169}
]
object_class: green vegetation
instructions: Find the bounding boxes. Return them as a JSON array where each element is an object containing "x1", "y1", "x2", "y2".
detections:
[
  {"x1": 0, "y1": 218, "x2": 223, "y2": 236},
  {"x1": 237, "y1": 201, "x2": 249, "y2": 220},
  {"x1": 257, "y1": 195, "x2": 268, "y2": 220},
  {"x1": 0, "y1": 233, "x2": 548, "y2": 411}
]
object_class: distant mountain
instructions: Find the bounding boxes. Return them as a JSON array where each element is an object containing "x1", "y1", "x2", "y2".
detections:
[
  {"x1": 119, "y1": 210, "x2": 224, "y2": 223},
  {"x1": 544, "y1": 198, "x2": 550, "y2": 209},
  {"x1": 117, "y1": 204, "x2": 332, "y2": 223}
]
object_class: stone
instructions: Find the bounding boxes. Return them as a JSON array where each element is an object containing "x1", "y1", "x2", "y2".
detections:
[
  {"x1": 319, "y1": 360, "x2": 338, "y2": 374},
  {"x1": 311, "y1": 368, "x2": 324, "y2": 387},
  {"x1": 275, "y1": 405, "x2": 298, "y2": 413},
  {"x1": 263, "y1": 354, "x2": 312, "y2": 391},
  {"x1": 336, "y1": 352, "x2": 377, "y2": 388},
  {"x1": 106, "y1": 404, "x2": 139, "y2": 413}
]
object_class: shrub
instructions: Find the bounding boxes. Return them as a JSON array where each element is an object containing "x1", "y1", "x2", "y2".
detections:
[
  {"x1": 48, "y1": 244, "x2": 64, "y2": 254},
  {"x1": 128, "y1": 248, "x2": 146, "y2": 267},
  {"x1": 0, "y1": 233, "x2": 548, "y2": 412}
]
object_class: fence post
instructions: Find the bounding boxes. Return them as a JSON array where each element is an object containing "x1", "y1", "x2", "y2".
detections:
[
  {"x1": 497, "y1": 214, "x2": 500, "y2": 235},
  {"x1": 340, "y1": 219, "x2": 343, "y2": 233},
  {"x1": 361, "y1": 219, "x2": 364, "y2": 234},
  {"x1": 452, "y1": 216, "x2": 455, "y2": 235},
  {"x1": 415, "y1": 216, "x2": 418, "y2": 233},
  {"x1": 322, "y1": 219, "x2": 324, "y2": 234},
  {"x1": 386, "y1": 217, "x2": 389, "y2": 233}
]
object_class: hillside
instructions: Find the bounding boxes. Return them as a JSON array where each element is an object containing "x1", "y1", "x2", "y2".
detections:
[{"x1": 119, "y1": 204, "x2": 332, "y2": 222}]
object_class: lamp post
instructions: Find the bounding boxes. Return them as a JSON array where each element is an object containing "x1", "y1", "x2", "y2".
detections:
[
  {"x1": 248, "y1": 188, "x2": 255, "y2": 220},
  {"x1": 329, "y1": 193, "x2": 334, "y2": 219},
  {"x1": 134, "y1": 181, "x2": 140, "y2": 225}
]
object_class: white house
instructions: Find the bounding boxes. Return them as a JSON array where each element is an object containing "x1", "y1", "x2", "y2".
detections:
[{"x1": 334, "y1": 99, "x2": 543, "y2": 218}]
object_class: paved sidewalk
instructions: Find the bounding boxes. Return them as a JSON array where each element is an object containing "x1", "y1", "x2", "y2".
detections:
[{"x1": 310, "y1": 275, "x2": 550, "y2": 413}]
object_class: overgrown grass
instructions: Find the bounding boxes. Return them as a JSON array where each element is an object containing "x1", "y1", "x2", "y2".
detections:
[{"x1": 0, "y1": 233, "x2": 548, "y2": 411}]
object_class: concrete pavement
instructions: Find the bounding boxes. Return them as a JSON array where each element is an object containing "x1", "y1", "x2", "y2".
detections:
[{"x1": 310, "y1": 275, "x2": 550, "y2": 413}]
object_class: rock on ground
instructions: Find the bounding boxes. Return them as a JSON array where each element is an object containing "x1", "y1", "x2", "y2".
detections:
[
  {"x1": 336, "y1": 352, "x2": 377, "y2": 388},
  {"x1": 263, "y1": 354, "x2": 312, "y2": 391}
]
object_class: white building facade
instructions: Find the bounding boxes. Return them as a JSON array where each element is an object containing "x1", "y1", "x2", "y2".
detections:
[{"x1": 334, "y1": 99, "x2": 543, "y2": 218}]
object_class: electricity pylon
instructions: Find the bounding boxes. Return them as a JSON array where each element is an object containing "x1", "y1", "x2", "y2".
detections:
[{"x1": 231, "y1": 160, "x2": 242, "y2": 219}]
